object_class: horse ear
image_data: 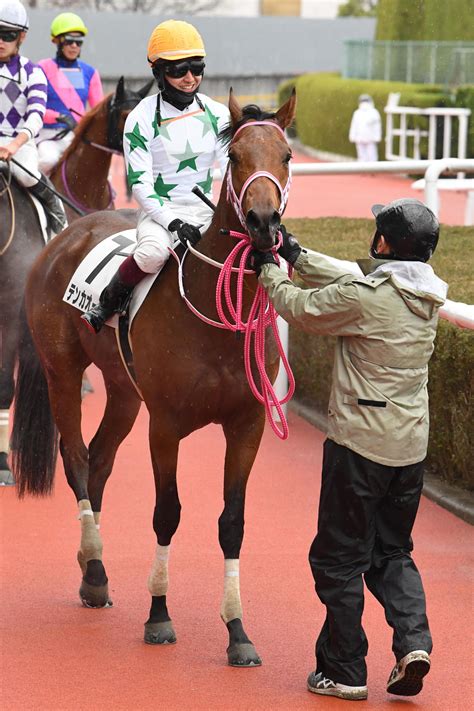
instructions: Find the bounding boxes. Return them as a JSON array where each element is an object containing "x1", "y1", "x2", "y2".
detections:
[
  {"x1": 115, "y1": 76, "x2": 125, "y2": 102},
  {"x1": 137, "y1": 78, "x2": 154, "y2": 99},
  {"x1": 228, "y1": 87, "x2": 243, "y2": 126},
  {"x1": 274, "y1": 88, "x2": 297, "y2": 130}
]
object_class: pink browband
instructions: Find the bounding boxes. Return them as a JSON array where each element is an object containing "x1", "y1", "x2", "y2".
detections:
[{"x1": 226, "y1": 120, "x2": 292, "y2": 229}]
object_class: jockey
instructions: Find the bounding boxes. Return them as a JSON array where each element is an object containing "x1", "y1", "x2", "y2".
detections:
[
  {"x1": 82, "y1": 19, "x2": 230, "y2": 334},
  {"x1": 37, "y1": 12, "x2": 104, "y2": 175},
  {"x1": 0, "y1": 0, "x2": 66, "y2": 234}
]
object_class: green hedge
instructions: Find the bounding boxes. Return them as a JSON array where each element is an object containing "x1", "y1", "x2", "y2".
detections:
[
  {"x1": 278, "y1": 73, "x2": 474, "y2": 159},
  {"x1": 376, "y1": 0, "x2": 474, "y2": 41},
  {"x1": 283, "y1": 217, "x2": 474, "y2": 490}
]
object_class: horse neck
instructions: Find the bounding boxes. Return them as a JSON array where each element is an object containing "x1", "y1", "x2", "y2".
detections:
[
  {"x1": 201, "y1": 176, "x2": 243, "y2": 263},
  {"x1": 52, "y1": 109, "x2": 114, "y2": 212}
]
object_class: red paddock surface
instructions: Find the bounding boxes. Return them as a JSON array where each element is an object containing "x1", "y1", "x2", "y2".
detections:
[
  {"x1": 1, "y1": 367, "x2": 473, "y2": 711},
  {"x1": 110, "y1": 153, "x2": 469, "y2": 226}
]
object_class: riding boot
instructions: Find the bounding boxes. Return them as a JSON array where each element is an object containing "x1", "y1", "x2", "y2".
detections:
[
  {"x1": 30, "y1": 174, "x2": 68, "y2": 235},
  {"x1": 81, "y1": 270, "x2": 135, "y2": 334}
]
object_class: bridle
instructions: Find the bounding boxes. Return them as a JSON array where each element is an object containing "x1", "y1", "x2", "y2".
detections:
[{"x1": 226, "y1": 120, "x2": 292, "y2": 230}]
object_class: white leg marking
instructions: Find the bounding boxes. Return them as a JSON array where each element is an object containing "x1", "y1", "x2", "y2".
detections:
[{"x1": 77, "y1": 499, "x2": 103, "y2": 562}]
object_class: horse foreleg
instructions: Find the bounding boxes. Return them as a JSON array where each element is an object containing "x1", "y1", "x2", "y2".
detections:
[
  {"x1": 144, "y1": 418, "x2": 180, "y2": 645},
  {"x1": 219, "y1": 417, "x2": 265, "y2": 667}
]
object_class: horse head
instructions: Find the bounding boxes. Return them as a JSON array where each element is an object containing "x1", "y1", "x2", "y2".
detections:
[
  {"x1": 107, "y1": 76, "x2": 154, "y2": 152},
  {"x1": 225, "y1": 89, "x2": 296, "y2": 251}
]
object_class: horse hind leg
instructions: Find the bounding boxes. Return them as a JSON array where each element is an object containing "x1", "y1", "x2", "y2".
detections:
[
  {"x1": 144, "y1": 416, "x2": 180, "y2": 646},
  {"x1": 219, "y1": 417, "x2": 265, "y2": 667},
  {"x1": 0, "y1": 325, "x2": 17, "y2": 486},
  {"x1": 81, "y1": 378, "x2": 142, "y2": 607}
]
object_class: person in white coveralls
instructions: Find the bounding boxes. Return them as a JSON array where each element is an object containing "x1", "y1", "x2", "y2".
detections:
[
  {"x1": 349, "y1": 94, "x2": 382, "y2": 162},
  {"x1": 82, "y1": 19, "x2": 229, "y2": 334}
]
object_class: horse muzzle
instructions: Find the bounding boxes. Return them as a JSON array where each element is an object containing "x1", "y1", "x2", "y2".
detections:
[{"x1": 245, "y1": 208, "x2": 280, "y2": 251}]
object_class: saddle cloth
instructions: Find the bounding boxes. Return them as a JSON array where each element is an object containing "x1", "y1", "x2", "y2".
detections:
[{"x1": 63, "y1": 230, "x2": 161, "y2": 328}]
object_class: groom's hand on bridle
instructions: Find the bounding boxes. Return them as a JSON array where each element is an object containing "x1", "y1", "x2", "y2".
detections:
[{"x1": 247, "y1": 249, "x2": 278, "y2": 276}]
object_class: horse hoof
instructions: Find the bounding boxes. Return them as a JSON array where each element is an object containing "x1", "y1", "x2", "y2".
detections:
[
  {"x1": 227, "y1": 643, "x2": 262, "y2": 667},
  {"x1": 144, "y1": 621, "x2": 177, "y2": 645},
  {"x1": 79, "y1": 581, "x2": 113, "y2": 608}
]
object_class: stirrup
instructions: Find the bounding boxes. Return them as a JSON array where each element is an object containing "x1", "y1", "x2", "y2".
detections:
[{"x1": 81, "y1": 308, "x2": 108, "y2": 334}]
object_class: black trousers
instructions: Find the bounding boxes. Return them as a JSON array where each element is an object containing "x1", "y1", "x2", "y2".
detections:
[{"x1": 309, "y1": 439, "x2": 432, "y2": 687}]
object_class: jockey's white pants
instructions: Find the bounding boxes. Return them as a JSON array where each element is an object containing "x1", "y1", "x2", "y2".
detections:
[
  {"x1": 37, "y1": 128, "x2": 74, "y2": 175},
  {"x1": 355, "y1": 142, "x2": 378, "y2": 162},
  {"x1": 0, "y1": 137, "x2": 40, "y2": 187},
  {"x1": 133, "y1": 203, "x2": 214, "y2": 274}
]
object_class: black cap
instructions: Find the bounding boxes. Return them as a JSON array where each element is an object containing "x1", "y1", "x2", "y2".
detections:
[{"x1": 371, "y1": 198, "x2": 439, "y2": 262}]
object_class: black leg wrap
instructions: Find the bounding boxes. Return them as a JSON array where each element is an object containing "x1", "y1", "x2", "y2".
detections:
[
  {"x1": 144, "y1": 595, "x2": 176, "y2": 645},
  {"x1": 226, "y1": 618, "x2": 262, "y2": 667}
]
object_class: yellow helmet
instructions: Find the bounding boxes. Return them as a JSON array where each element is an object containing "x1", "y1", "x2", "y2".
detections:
[
  {"x1": 51, "y1": 12, "x2": 88, "y2": 39},
  {"x1": 147, "y1": 20, "x2": 205, "y2": 64}
]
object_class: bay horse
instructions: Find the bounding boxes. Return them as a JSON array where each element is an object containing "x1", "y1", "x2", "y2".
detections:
[
  {"x1": 50, "y1": 76, "x2": 153, "y2": 223},
  {"x1": 12, "y1": 90, "x2": 296, "y2": 666},
  {"x1": 0, "y1": 78, "x2": 151, "y2": 485}
]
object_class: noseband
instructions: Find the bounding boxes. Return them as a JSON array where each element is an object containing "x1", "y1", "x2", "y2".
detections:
[{"x1": 226, "y1": 121, "x2": 292, "y2": 230}]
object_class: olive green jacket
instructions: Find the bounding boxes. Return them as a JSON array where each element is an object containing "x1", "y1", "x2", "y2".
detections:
[{"x1": 259, "y1": 250, "x2": 448, "y2": 466}]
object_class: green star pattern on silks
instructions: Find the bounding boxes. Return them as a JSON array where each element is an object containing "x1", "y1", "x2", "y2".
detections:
[
  {"x1": 126, "y1": 163, "x2": 145, "y2": 187},
  {"x1": 171, "y1": 140, "x2": 199, "y2": 172},
  {"x1": 196, "y1": 169, "x2": 213, "y2": 194},
  {"x1": 125, "y1": 122, "x2": 148, "y2": 153},
  {"x1": 195, "y1": 105, "x2": 220, "y2": 137},
  {"x1": 146, "y1": 192, "x2": 164, "y2": 206},
  {"x1": 153, "y1": 173, "x2": 178, "y2": 200},
  {"x1": 152, "y1": 114, "x2": 172, "y2": 140}
]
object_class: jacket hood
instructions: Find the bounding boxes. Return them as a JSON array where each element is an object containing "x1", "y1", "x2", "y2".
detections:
[{"x1": 358, "y1": 258, "x2": 448, "y2": 320}]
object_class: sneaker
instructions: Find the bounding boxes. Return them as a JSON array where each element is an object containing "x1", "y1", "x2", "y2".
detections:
[
  {"x1": 387, "y1": 650, "x2": 431, "y2": 696},
  {"x1": 307, "y1": 671, "x2": 368, "y2": 700}
]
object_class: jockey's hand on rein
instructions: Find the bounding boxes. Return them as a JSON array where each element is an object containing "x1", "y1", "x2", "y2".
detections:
[
  {"x1": 56, "y1": 114, "x2": 77, "y2": 132},
  {"x1": 168, "y1": 219, "x2": 202, "y2": 247},
  {"x1": 278, "y1": 224, "x2": 302, "y2": 265},
  {"x1": 248, "y1": 249, "x2": 279, "y2": 276}
]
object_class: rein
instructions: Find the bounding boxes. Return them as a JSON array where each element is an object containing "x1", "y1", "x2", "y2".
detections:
[
  {"x1": 60, "y1": 155, "x2": 115, "y2": 215},
  {"x1": 0, "y1": 171, "x2": 15, "y2": 256},
  {"x1": 173, "y1": 119, "x2": 295, "y2": 439}
]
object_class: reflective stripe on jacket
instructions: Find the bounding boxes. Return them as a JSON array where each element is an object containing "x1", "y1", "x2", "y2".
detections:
[{"x1": 259, "y1": 250, "x2": 448, "y2": 466}]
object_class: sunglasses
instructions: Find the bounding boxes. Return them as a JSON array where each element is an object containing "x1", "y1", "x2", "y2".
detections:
[
  {"x1": 63, "y1": 36, "x2": 84, "y2": 47},
  {"x1": 164, "y1": 60, "x2": 205, "y2": 79},
  {"x1": 0, "y1": 29, "x2": 20, "y2": 42}
]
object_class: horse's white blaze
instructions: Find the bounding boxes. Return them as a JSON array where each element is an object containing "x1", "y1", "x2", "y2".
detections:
[
  {"x1": 0, "y1": 409, "x2": 9, "y2": 452},
  {"x1": 77, "y1": 499, "x2": 103, "y2": 561},
  {"x1": 148, "y1": 544, "x2": 170, "y2": 596},
  {"x1": 220, "y1": 559, "x2": 243, "y2": 623}
]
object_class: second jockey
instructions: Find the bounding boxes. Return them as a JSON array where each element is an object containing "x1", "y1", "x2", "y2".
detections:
[
  {"x1": 37, "y1": 12, "x2": 104, "y2": 174},
  {"x1": 82, "y1": 19, "x2": 230, "y2": 334}
]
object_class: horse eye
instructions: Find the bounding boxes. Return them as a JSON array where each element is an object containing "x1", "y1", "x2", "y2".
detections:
[
  {"x1": 228, "y1": 150, "x2": 236, "y2": 163},
  {"x1": 283, "y1": 151, "x2": 292, "y2": 164}
]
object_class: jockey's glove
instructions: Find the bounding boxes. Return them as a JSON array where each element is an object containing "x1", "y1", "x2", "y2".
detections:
[
  {"x1": 56, "y1": 114, "x2": 78, "y2": 132},
  {"x1": 168, "y1": 219, "x2": 202, "y2": 247},
  {"x1": 248, "y1": 249, "x2": 278, "y2": 276},
  {"x1": 278, "y1": 224, "x2": 302, "y2": 265}
]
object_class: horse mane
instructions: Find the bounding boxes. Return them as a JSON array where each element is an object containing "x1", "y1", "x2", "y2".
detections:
[
  {"x1": 56, "y1": 93, "x2": 112, "y2": 167},
  {"x1": 219, "y1": 104, "x2": 277, "y2": 147}
]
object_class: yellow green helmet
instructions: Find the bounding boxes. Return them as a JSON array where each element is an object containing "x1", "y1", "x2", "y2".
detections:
[{"x1": 50, "y1": 12, "x2": 88, "y2": 39}]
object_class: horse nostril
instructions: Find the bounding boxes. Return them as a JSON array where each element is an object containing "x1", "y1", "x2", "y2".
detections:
[
  {"x1": 269, "y1": 210, "x2": 280, "y2": 238},
  {"x1": 246, "y1": 209, "x2": 261, "y2": 233}
]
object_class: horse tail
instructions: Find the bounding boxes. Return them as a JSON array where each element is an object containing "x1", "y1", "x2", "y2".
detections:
[{"x1": 11, "y1": 305, "x2": 58, "y2": 497}]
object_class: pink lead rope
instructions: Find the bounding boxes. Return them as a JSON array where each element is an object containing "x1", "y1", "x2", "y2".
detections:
[{"x1": 215, "y1": 228, "x2": 295, "y2": 439}]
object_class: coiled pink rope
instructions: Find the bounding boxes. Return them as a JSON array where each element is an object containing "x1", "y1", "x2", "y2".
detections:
[{"x1": 215, "y1": 228, "x2": 295, "y2": 439}]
